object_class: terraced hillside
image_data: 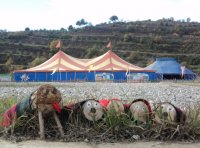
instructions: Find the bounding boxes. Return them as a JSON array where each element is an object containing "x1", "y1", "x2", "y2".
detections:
[{"x1": 0, "y1": 19, "x2": 200, "y2": 74}]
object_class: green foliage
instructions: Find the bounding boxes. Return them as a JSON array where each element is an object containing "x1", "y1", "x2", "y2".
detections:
[
  {"x1": 127, "y1": 52, "x2": 140, "y2": 63},
  {"x1": 76, "y1": 19, "x2": 88, "y2": 26},
  {"x1": 68, "y1": 25, "x2": 74, "y2": 31},
  {"x1": 153, "y1": 35, "x2": 162, "y2": 43},
  {"x1": 25, "y1": 27, "x2": 30, "y2": 32},
  {"x1": 85, "y1": 45, "x2": 100, "y2": 58},
  {"x1": 30, "y1": 57, "x2": 47, "y2": 67},
  {"x1": 123, "y1": 34, "x2": 132, "y2": 42},
  {"x1": 5, "y1": 57, "x2": 14, "y2": 65},
  {"x1": 0, "y1": 64, "x2": 9, "y2": 73},
  {"x1": 188, "y1": 57, "x2": 200, "y2": 65},
  {"x1": 109, "y1": 15, "x2": 118, "y2": 22},
  {"x1": 105, "y1": 110, "x2": 131, "y2": 129}
]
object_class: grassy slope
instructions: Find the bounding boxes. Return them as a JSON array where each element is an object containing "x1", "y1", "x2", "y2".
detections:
[{"x1": 0, "y1": 19, "x2": 200, "y2": 74}]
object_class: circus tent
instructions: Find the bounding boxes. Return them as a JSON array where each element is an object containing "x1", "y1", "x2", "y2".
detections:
[
  {"x1": 14, "y1": 50, "x2": 156, "y2": 82},
  {"x1": 145, "y1": 58, "x2": 196, "y2": 80}
]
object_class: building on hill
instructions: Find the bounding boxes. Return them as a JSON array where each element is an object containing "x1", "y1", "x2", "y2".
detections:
[
  {"x1": 14, "y1": 50, "x2": 156, "y2": 82},
  {"x1": 145, "y1": 58, "x2": 196, "y2": 80}
]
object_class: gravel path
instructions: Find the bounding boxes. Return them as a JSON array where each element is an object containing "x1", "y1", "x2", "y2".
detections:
[{"x1": 0, "y1": 82, "x2": 200, "y2": 107}]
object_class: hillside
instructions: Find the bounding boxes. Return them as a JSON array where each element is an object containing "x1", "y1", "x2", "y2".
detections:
[{"x1": 0, "y1": 19, "x2": 200, "y2": 74}]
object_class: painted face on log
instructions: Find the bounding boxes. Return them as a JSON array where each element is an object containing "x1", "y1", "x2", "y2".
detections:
[
  {"x1": 159, "y1": 103, "x2": 177, "y2": 122},
  {"x1": 82, "y1": 100, "x2": 103, "y2": 121},
  {"x1": 129, "y1": 101, "x2": 149, "y2": 123}
]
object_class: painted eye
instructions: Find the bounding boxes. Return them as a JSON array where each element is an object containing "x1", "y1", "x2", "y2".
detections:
[
  {"x1": 135, "y1": 105, "x2": 139, "y2": 109},
  {"x1": 167, "y1": 106, "x2": 173, "y2": 112},
  {"x1": 94, "y1": 102, "x2": 99, "y2": 107},
  {"x1": 142, "y1": 107, "x2": 145, "y2": 111},
  {"x1": 87, "y1": 102, "x2": 91, "y2": 107}
]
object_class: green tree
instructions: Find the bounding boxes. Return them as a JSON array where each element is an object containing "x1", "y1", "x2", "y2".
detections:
[
  {"x1": 76, "y1": 19, "x2": 88, "y2": 26},
  {"x1": 86, "y1": 45, "x2": 99, "y2": 58},
  {"x1": 123, "y1": 34, "x2": 132, "y2": 42},
  {"x1": 60, "y1": 28, "x2": 66, "y2": 32},
  {"x1": 5, "y1": 57, "x2": 14, "y2": 65},
  {"x1": 25, "y1": 27, "x2": 30, "y2": 31},
  {"x1": 68, "y1": 25, "x2": 74, "y2": 31},
  {"x1": 127, "y1": 52, "x2": 140, "y2": 63},
  {"x1": 109, "y1": 15, "x2": 118, "y2": 22},
  {"x1": 5, "y1": 57, "x2": 14, "y2": 73},
  {"x1": 30, "y1": 57, "x2": 47, "y2": 67},
  {"x1": 186, "y1": 17, "x2": 191, "y2": 22}
]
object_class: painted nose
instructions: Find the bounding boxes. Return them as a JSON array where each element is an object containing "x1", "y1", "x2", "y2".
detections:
[
  {"x1": 91, "y1": 107, "x2": 96, "y2": 113},
  {"x1": 163, "y1": 112, "x2": 168, "y2": 118}
]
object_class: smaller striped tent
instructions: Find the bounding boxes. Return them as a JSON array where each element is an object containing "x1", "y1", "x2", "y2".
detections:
[{"x1": 14, "y1": 50, "x2": 156, "y2": 82}]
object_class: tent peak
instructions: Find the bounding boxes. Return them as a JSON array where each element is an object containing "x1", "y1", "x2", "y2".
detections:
[
  {"x1": 107, "y1": 50, "x2": 113, "y2": 53},
  {"x1": 58, "y1": 50, "x2": 65, "y2": 54}
]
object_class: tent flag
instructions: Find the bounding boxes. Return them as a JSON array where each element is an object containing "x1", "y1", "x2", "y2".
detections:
[
  {"x1": 51, "y1": 67, "x2": 58, "y2": 75},
  {"x1": 56, "y1": 40, "x2": 61, "y2": 48},
  {"x1": 89, "y1": 65, "x2": 93, "y2": 72},
  {"x1": 106, "y1": 41, "x2": 112, "y2": 49},
  {"x1": 181, "y1": 66, "x2": 185, "y2": 79}
]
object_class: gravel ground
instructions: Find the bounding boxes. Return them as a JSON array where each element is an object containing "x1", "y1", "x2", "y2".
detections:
[{"x1": 0, "y1": 81, "x2": 200, "y2": 108}]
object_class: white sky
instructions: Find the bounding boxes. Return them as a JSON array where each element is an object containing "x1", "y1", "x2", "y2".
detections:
[{"x1": 0, "y1": 0, "x2": 199, "y2": 31}]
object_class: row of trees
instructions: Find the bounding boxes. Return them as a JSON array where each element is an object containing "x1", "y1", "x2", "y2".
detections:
[{"x1": 24, "y1": 15, "x2": 119, "y2": 32}]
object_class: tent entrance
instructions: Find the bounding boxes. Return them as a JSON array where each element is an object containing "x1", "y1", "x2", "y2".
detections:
[{"x1": 163, "y1": 74, "x2": 182, "y2": 80}]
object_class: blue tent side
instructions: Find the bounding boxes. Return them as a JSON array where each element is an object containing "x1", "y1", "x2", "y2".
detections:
[{"x1": 14, "y1": 71, "x2": 156, "y2": 82}]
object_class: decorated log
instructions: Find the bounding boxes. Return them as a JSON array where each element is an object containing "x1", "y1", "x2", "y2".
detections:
[
  {"x1": 155, "y1": 102, "x2": 186, "y2": 123},
  {"x1": 99, "y1": 98, "x2": 124, "y2": 114},
  {"x1": 61, "y1": 99, "x2": 104, "y2": 122},
  {"x1": 126, "y1": 99, "x2": 153, "y2": 124}
]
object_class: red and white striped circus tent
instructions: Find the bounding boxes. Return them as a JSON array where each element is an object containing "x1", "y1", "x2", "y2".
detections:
[{"x1": 14, "y1": 50, "x2": 156, "y2": 82}]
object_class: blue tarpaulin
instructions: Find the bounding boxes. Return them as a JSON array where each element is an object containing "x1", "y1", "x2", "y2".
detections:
[{"x1": 146, "y1": 58, "x2": 196, "y2": 80}]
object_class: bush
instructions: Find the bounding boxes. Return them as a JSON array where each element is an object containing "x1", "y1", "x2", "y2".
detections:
[
  {"x1": 86, "y1": 46, "x2": 99, "y2": 58},
  {"x1": 123, "y1": 34, "x2": 132, "y2": 42},
  {"x1": 30, "y1": 57, "x2": 47, "y2": 67}
]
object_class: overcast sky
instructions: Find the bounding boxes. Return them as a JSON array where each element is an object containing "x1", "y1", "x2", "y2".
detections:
[{"x1": 0, "y1": 0, "x2": 199, "y2": 31}]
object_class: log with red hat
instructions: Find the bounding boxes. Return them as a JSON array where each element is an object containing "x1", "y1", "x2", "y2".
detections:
[
  {"x1": 154, "y1": 102, "x2": 186, "y2": 124},
  {"x1": 60, "y1": 99, "x2": 104, "y2": 124},
  {"x1": 125, "y1": 98, "x2": 153, "y2": 124},
  {"x1": 99, "y1": 98, "x2": 125, "y2": 114}
]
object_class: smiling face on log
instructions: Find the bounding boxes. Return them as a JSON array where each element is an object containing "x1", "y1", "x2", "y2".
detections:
[
  {"x1": 159, "y1": 103, "x2": 177, "y2": 122},
  {"x1": 129, "y1": 101, "x2": 149, "y2": 123},
  {"x1": 82, "y1": 100, "x2": 103, "y2": 121}
]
